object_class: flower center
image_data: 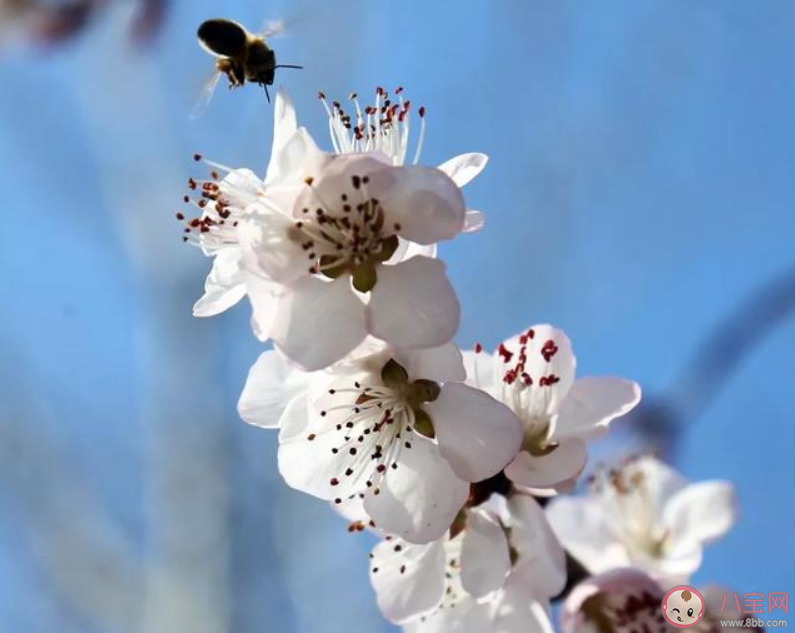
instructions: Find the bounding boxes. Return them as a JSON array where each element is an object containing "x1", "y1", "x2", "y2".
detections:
[
  {"x1": 291, "y1": 174, "x2": 400, "y2": 292},
  {"x1": 319, "y1": 86, "x2": 426, "y2": 165},
  {"x1": 177, "y1": 153, "x2": 263, "y2": 251},
  {"x1": 590, "y1": 461, "x2": 670, "y2": 560},
  {"x1": 476, "y1": 330, "x2": 561, "y2": 452},
  {"x1": 319, "y1": 359, "x2": 440, "y2": 504},
  {"x1": 581, "y1": 587, "x2": 664, "y2": 633}
]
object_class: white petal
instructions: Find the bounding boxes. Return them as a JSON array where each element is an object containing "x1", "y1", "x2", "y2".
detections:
[
  {"x1": 275, "y1": 391, "x2": 312, "y2": 442},
  {"x1": 277, "y1": 402, "x2": 365, "y2": 501},
  {"x1": 463, "y1": 210, "x2": 485, "y2": 233},
  {"x1": 545, "y1": 496, "x2": 630, "y2": 574},
  {"x1": 460, "y1": 508, "x2": 511, "y2": 599},
  {"x1": 370, "y1": 538, "x2": 446, "y2": 624},
  {"x1": 239, "y1": 209, "x2": 309, "y2": 285},
  {"x1": 193, "y1": 248, "x2": 246, "y2": 317},
  {"x1": 631, "y1": 456, "x2": 688, "y2": 511},
  {"x1": 368, "y1": 256, "x2": 459, "y2": 349},
  {"x1": 373, "y1": 166, "x2": 465, "y2": 244},
  {"x1": 504, "y1": 440, "x2": 587, "y2": 490},
  {"x1": 264, "y1": 126, "x2": 323, "y2": 189},
  {"x1": 462, "y1": 350, "x2": 497, "y2": 392},
  {"x1": 363, "y1": 436, "x2": 468, "y2": 544},
  {"x1": 291, "y1": 153, "x2": 392, "y2": 219},
  {"x1": 398, "y1": 239, "x2": 438, "y2": 261},
  {"x1": 192, "y1": 278, "x2": 246, "y2": 317},
  {"x1": 393, "y1": 343, "x2": 467, "y2": 383},
  {"x1": 437, "y1": 153, "x2": 489, "y2": 188},
  {"x1": 404, "y1": 597, "x2": 491, "y2": 633},
  {"x1": 242, "y1": 267, "x2": 280, "y2": 342},
  {"x1": 506, "y1": 495, "x2": 566, "y2": 598},
  {"x1": 561, "y1": 569, "x2": 663, "y2": 633},
  {"x1": 271, "y1": 276, "x2": 367, "y2": 371},
  {"x1": 271, "y1": 87, "x2": 297, "y2": 156},
  {"x1": 663, "y1": 481, "x2": 738, "y2": 546},
  {"x1": 492, "y1": 581, "x2": 556, "y2": 633},
  {"x1": 427, "y1": 382, "x2": 522, "y2": 482},
  {"x1": 554, "y1": 377, "x2": 641, "y2": 442},
  {"x1": 237, "y1": 350, "x2": 309, "y2": 428},
  {"x1": 495, "y1": 325, "x2": 577, "y2": 419}
]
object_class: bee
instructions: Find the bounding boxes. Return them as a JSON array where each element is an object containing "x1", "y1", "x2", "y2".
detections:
[{"x1": 193, "y1": 18, "x2": 302, "y2": 116}]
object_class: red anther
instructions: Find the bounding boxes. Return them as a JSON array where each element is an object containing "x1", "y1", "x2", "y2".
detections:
[
  {"x1": 175, "y1": 212, "x2": 185, "y2": 220},
  {"x1": 498, "y1": 343, "x2": 513, "y2": 363},
  {"x1": 541, "y1": 340, "x2": 558, "y2": 362},
  {"x1": 318, "y1": 91, "x2": 326, "y2": 99},
  {"x1": 474, "y1": 342, "x2": 483, "y2": 353},
  {"x1": 418, "y1": 106, "x2": 426, "y2": 117},
  {"x1": 193, "y1": 153, "x2": 202, "y2": 162}
]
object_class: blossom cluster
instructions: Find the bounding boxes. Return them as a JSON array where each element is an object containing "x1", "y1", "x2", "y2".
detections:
[{"x1": 182, "y1": 87, "x2": 738, "y2": 633}]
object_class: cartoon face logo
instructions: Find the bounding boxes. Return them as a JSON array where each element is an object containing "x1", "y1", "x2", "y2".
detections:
[{"x1": 662, "y1": 586, "x2": 705, "y2": 628}]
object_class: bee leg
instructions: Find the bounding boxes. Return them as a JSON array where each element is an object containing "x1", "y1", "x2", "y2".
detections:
[{"x1": 263, "y1": 83, "x2": 271, "y2": 103}]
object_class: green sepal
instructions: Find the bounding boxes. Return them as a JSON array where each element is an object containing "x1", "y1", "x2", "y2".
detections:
[
  {"x1": 352, "y1": 260, "x2": 378, "y2": 292},
  {"x1": 413, "y1": 408, "x2": 435, "y2": 439}
]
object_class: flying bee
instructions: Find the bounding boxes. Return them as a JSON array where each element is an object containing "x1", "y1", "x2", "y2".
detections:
[{"x1": 193, "y1": 18, "x2": 302, "y2": 116}]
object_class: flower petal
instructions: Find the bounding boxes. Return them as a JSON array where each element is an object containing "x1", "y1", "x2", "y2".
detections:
[
  {"x1": 404, "y1": 597, "x2": 491, "y2": 633},
  {"x1": 370, "y1": 538, "x2": 447, "y2": 624},
  {"x1": 237, "y1": 350, "x2": 309, "y2": 428},
  {"x1": 561, "y1": 569, "x2": 663, "y2": 633},
  {"x1": 663, "y1": 481, "x2": 738, "y2": 547},
  {"x1": 242, "y1": 267, "x2": 281, "y2": 342},
  {"x1": 462, "y1": 350, "x2": 498, "y2": 392},
  {"x1": 426, "y1": 382, "x2": 522, "y2": 482},
  {"x1": 292, "y1": 153, "x2": 392, "y2": 220},
  {"x1": 495, "y1": 325, "x2": 576, "y2": 419},
  {"x1": 264, "y1": 125, "x2": 323, "y2": 189},
  {"x1": 506, "y1": 495, "x2": 566, "y2": 598},
  {"x1": 463, "y1": 210, "x2": 485, "y2": 233},
  {"x1": 193, "y1": 248, "x2": 246, "y2": 317},
  {"x1": 373, "y1": 165, "x2": 466, "y2": 244},
  {"x1": 277, "y1": 400, "x2": 366, "y2": 501},
  {"x1": 271, "y1": 276, "x2": 367, "y2": 371},
  {"x1": 363, "y1": 436, "x2": 468, "y2": 544},
  {"x1": 554, "y1": 377, "x2": 641, "y2": 442},
  {"x1": 238, "y1": 210, "x2": 308, "y2": 286},
  {"x1": 271, "y1": 87, "x2": 297, "y2": 156},
  {"x1": 492, "y1": 579, "x2": 556, "y2": 633},
  {"x1": 368, "y1": 256, "x2": 460, "y2": 349},
  {"x1": 393, "y1": 343, "x2": 467, "y2": 383},
  {"x1": 437, "y1": 153, "x2": 488, "y2": 188},
  {"x1": 546, "y1": 496, "x2": 630, "y2": 575},
  {"x1": 630, "y1": 456, "x2": 688, "y2": 511},
  {"x1": 460, "y1": 508, "x2": 511, "y2": 599},
  {"x1": 504, "y1": 440, "x2": 587, "y2": 491}
]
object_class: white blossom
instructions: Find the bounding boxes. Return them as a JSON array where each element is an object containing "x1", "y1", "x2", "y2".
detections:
[
  {"x1": 270, "y1": 343, "x2": 523, "y2": 543},
  {"x1": 240, "y1": 151, "x2": 470, "y2": 369},
  {"x1": 464, "y1": 324, "x2": 641, "y2": 495},
  {"x1": 562, "y1": 568, "x2": 752, "y2": 633},
  {"x1": 367, "y1": 493, "x2": 564, "y2": 632},
  {"x1": 546, "y1": 456, "x2": 738, "y2": 584}
]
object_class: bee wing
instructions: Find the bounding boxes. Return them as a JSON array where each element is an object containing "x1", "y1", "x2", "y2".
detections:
[
  {"x1": 190, "y1": 70, "x2": 223, "y2": 119},
  {"x1": 258, "y1": 17, "x2": 294, "y2": 40}
]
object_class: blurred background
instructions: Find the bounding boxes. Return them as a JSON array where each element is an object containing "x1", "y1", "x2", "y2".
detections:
[{"x1": 1, "y1": 0, "x2": 794, "y2": 631}]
